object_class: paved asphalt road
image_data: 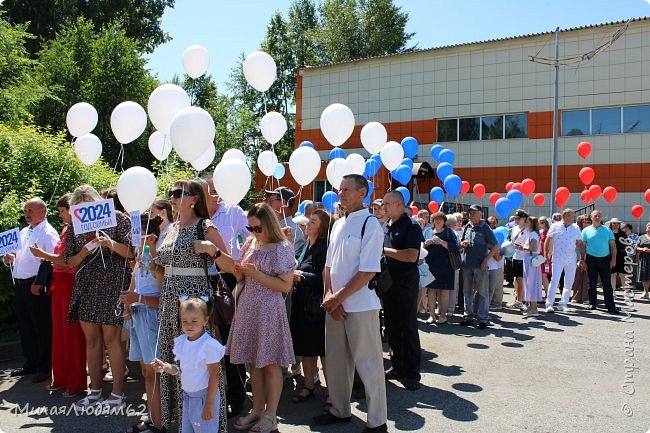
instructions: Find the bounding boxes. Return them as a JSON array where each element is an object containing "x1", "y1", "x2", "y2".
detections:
[{"x1": 0, "y1": 287, "x2": 648, "y2": 433}]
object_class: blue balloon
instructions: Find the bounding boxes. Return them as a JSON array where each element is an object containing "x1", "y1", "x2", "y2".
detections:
[
  {"x1": 371, "y1": 153, "x2": 382, "y2": 162},
  {"x1": 495, "y1": 197, "x2": 513, "y2": 219},
  {"x1": 400, "y1": 158, "x2": 414, "y2": 170},
  {"x1": 294, "y1": 211, "x2": 303, "y2": 218},
  {"x1": 300, "y1": 141, "x2": 314, "y2": 148},
  {"x1": 367, "y1": 180, "x2": 374, "y2": 197},
  {"x1": 501, "y1": 241, "x2": 515, "y2": 258},
  {"x1": 430, "y1": 144, "x2": 444, "y2": 161},
  {"x1": 438, "y1": 149, "x2": 455, "y2": 164},
  {"x1": 436, "y1": 162, "x2": 454, "y2": 182},
  {"x1": 365, "y1": 158, "x2": 380, "y2": 177},
  {"x1": 429, "y1": 187, "x2": 444, "y2": 204},
  {"x1": 401, "y1": 136, "x2": 419, "y2": 159},
  {"x1": 329, "y1": 148, "x2": 345, "y2": 160},
  {"x1": 443, "y1": 174, "x2": 462, "y2": 197},
  {"x1": 391, "y1": 164, "x2": 412, "y2": 185},
  {"x1": 363, "y1": 195, "x2": 371, "y2": 205},
  {"x1": 322, "y1": 191, "x2": 339, "y2": 212},
  {"x1": 395, "y1": 187, "x2": 410, "y2": 205},
  {"x1": 506, "y1": 189, "x2": 523, "y2": 209},
  {"x1": 494, "y1": 226, "x2": 509, "y2": 244},
  {"x1": 273, "y1": 164, "x2": 285, "y2": 180}
]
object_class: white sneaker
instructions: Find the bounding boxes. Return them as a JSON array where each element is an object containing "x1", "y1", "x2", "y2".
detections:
[
  {"x1": 520, "y1": 302, "x2": 528, "y2": 312},
  {"x1": 641, "y1": 292, "x2": 650, "y2": 300},
  {"x1": 528, "y1": 310, "x2": 540, "y2": 317},
  {"x1": 558, "y1": 304, "x2": 573, "y2": 313},
  {"x1": 545, "y1": 306, "x2": 555, "y2": 313}
]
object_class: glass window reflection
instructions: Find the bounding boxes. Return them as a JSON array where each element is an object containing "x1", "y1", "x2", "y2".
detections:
[
  {"x1": 459, "y1": 117, "x2": 480, "y2": 141},
  {"x1": 592, "y1": 107, "x2": 621, "y2": 134},
  {"x1": 481, "y1": 116, "x2": 503, "y2": 140},
  {"x1": 438, "y1": 119, "x2": 457, "y2": 142},
  {"x1": 623, "y1": 105, "x2": 650, "y2": 133},
  {"x1": 561, "y1": 110, "x2": 589, "y2": 136},
  {"x1": 505, "y1": 114, "x2": 528, "y2": 138}
]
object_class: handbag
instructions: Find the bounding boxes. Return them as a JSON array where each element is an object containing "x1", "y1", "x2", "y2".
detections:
[
  {"x1": 197, "y1": 219, "x2": 235, "y2": 326},
  {"x1": 361, "y1": 215, "x2": 393, "y2": 296},
  {"x1": 418, "y1": 261, "x2": 435, "y2": 287},
  {"x1": 447, "y1": 228, "x2": 462, "y2": 270}
]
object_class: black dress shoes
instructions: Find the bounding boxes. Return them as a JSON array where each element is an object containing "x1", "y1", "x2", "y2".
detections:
[{"x1": 10, "y1": 368, "x2": 34, "y2": 377}]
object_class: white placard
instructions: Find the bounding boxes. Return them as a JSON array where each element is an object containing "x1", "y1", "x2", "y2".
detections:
[
  {"x1": 0, "y1": 227, "x2": 21, "y2": 256},
  {"x1": 130, "y1": 210, "x2": 142, "y2": 246},
  {"x1": 71, "y1": 198, "x2": 118, "y2": 235}
]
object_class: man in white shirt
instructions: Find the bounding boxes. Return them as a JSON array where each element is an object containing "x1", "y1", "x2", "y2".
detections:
[
  {"x1": 265, "y1": 187, "x2": 306, "y2": 256},
  {"x1": 2, "y1": 198, "x2": 59, "y2": 381},
  {"x1": 507, "y1": 209, "x2": 528, "y2": 310},
  {"x1": 544, "y1": 208, "x2": 584, "y2": 312},
  {"x1": 313, "y1": 174, "x2": 387, "y2": 433}
]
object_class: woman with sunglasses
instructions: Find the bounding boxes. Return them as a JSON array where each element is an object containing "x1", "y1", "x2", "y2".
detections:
[
  {"x1": 156, "y1": 180, "x2": 229, "y2": 433},
  {"x1": 571, "y1": 215, "x2": 591, "y2": 304},
  {"x1": 195, "y1": 203, "x2": 297, "y2": 433}
]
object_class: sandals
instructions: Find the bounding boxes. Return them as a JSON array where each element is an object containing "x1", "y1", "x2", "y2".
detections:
[
  {"x1": 250, "y1": 414, "x2": 279, "y2": 433},
  {"x1": 98, "y1": 392, "x2": 126, "y2": 415},
  {"x1": 75, "y1": 388, "x2": 103, "y2": 408},
  {"x1": 292, "y1": 386, "x2": 315, "y2": 403},
  {"x1": 233, "y1": 409, "x2": 261, "y2": 431}
]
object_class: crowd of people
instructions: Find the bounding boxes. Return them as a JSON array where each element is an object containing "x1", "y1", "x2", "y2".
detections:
[{"x1": 3, "y1": 174, "x2": 648, "y2": 433}]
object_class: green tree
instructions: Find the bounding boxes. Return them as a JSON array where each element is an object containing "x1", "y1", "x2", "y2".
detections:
[
  {"x1": 360, "y1": 0, "x2": 414, "y2": 57},
  {"x1": 0, "y1": 13, "x2": 50, "y2": 125},
  {"x1": 34, "y1": 18, "x2": 157, "y2": 168},
  {"x1": 318, "y1": 0, "x2": 364, "y2": 63},
  {"x1": 288, "y1": 0, "x2": 322, "y2": 69},
  {"x1": 3, "y1": 0, "x2": 174, "y2": 54}
]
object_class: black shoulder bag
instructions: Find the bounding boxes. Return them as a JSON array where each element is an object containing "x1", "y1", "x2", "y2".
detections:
[{"x1": 362, "y1": 216, "x2": 392, "y2": 296}]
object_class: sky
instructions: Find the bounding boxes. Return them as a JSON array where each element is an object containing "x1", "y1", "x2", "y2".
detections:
[{"x1": 146, "y1": 0, "x2": 650, "y2": 90}]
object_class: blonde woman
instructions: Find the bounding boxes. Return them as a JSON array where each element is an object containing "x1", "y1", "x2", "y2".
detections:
[{"x1": 195, "y1": 203, "x2": 297, "y2": 433}]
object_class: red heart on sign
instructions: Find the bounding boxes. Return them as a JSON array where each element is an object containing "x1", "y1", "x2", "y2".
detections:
[{"x1": 73, "y1": 208, "x2": 83, "y2": 221}]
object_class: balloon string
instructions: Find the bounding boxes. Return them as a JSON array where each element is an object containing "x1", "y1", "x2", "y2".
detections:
[
  {"x1": 109, "y1": 146, "x2": 126, "y2": 190},
  {"x1": 48, "y1": 142, "x2": 72, "y2": 208}
]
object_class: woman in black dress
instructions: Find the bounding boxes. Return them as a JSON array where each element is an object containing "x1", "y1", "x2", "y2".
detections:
[
  {"x1": 607, "y1": 218, "x2": 627, "y2": 290},
  {"x1": 424, "y1": 211, "x2": 458, "y2": 324},
  {"x1": 289, "y1": 209, "x2": 330, "y2": 403}
]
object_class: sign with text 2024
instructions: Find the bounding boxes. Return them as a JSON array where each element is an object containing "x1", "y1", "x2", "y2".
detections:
[
  {"x1": 0, "y1": 227, "x2": 21, "y2": 256},
  {"x1": 71, "y1": 199, "x2": 117, "y2": 235}
]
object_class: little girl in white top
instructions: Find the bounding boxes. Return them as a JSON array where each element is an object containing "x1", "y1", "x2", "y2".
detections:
[{"x1": 153, "y1": 298, "x2": 225, "y2": 433}]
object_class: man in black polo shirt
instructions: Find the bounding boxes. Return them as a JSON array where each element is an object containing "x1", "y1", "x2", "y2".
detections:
[{"x1": 381, "y1": 190, "x2": 424, "y2": 390}]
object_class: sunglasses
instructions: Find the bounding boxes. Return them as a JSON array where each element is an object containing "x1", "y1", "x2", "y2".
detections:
[
  {"x1": 246, "y1": 225, "x2": 263, "y2": 233},
  {"x1": 168, "y1": 189, "x2": 195, "y2": 199}
]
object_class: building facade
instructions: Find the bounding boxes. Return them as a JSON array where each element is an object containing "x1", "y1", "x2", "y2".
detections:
[{"x1": 257, "y1": 18, "x2": 650, "y2": 221}]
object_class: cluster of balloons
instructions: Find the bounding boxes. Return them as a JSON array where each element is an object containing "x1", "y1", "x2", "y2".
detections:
[{"x1": 67, "y1": 102, "x2": 102, "y2": 166}]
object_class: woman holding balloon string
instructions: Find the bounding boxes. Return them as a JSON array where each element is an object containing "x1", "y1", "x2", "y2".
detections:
[
  {"x1": 156, "y1": 179, "x2": 229, "y2": 432},
  {"x1": 517, "y1": 217, "x2": 543, "y2": 317}
]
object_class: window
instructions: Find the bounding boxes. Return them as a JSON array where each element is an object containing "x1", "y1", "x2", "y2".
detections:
[
  {"x1": 561, "y1": 110, "x2": 589, "y2": 136},
  {"x1": 505, "y1": 114, "x2": 528, "y2": 138},
  {"x1": 481, "y1": 116, "x2": 503, "y2": 140},
  {"x1": 459, "y1": 117, "x2": 480, "y2": 141},
  {"x1": 623, "y1": 105, "x2": 650, "y2": 133},
  {"x1": 313, "y1": 180, "x2": 332, "y2": 202},
  {"x1": 438, "y1": 119, "x2": 457, "y2": 142},
  {"x1": 592, "y1": 107, "x2": 621, "y2": 134}
]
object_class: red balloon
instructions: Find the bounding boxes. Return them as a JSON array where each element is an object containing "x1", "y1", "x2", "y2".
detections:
[
  {"x1": 410, "y1": 206, "x2": 419, "y2": 215},
  {"x1": 603, "y1": 186, "x2": 618, "y2": 203},
  {"x1": 645, "y1": 189, "x2": 650, "y2": 204},
  {"x1": 489, "y1": 192, "x2": 501, "y2": 205},
  {"x1": 428, "y1": 201, "x2": 439, "y2": 213},
  {"x1": 505, "y1": 182, "x2": 514, "y2": 192},
  {"x1": 473, "y1": 183, "x2": 486, "y2": 199},
  {"x1": 533, "y1": 193, "x2": 545, "y2": 207},
  {"x1": 461, "y1": 181, "x2": 470, "y2": 195},
  {"x1": 555, "y1": 187, "x2": 570, "y2": 208},
  {"x1": 580, "y1": 190, "x2": 591, "y2": 204},
  {"x1": 512, "y1": 182, "x2": 523, "y2": 192},
  {"x1": 588, "y1": 184, "x2": 601, "y2": 201},
  {"x1": 577, "y1": 141, "x2": 592, "y2": 159},
  {"x1": 521, "y1": 178, "x2": 536, "y2": 196},
  {"x1": 579, "y1": 167, "x2": 595, "y2": 186},
  {"x1": 632, "y1": 205, "x2": 644, "y2": 220}
]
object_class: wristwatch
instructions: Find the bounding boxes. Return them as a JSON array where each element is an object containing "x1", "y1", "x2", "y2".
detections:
[{"x1": 211, "y1": 249, "x2": 222, "y2": 260}]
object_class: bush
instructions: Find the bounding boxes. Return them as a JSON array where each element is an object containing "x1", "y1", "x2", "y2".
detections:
[{"x1": 0, "y1": 123, "x2": 118, "y2": 341}]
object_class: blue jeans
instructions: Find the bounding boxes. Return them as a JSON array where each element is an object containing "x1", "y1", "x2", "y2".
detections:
[
  {"x1": 182, "y1": 388, "x2": 220, "y2": 433},
  {"x1": 462, "y1": 267, "x2": 489, "y2": 322}
]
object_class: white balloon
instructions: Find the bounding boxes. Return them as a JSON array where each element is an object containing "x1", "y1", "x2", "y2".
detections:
[
  {"x1": 191, "y1": 144, "x2": 216, "y2": 171},
  {"x1": 380, "y1": 141, "x2": 404, "y2": 171},
  {"x1": 360, "y1": 122, "x2": 387, "y2": 154},
  {"x1": 182, "y1": 45, "x2": 210, "y2": 79},
  {"x1": 117, "y1": 166, "x2": 158, "y2": 213},
  {"x1": 74, "y1": 133, "x2": 102, "y2": 166},
  {"x1": 66, "y1": 102, "x2": 98, "y2": 137},
  {"x1": 148, "y1": 131, "x2": 172, "y2": 161},
  {"x1": 257, "y1": 150, "x2": 278, "y2": 176},
  {"x1": 147, "y1": 84, "x2": 191, "y2": 135},
  {"x1": 110, "y1": 101, "x2": 147, "y2": 144},
  {"x1": 169, "y1": 106, "x2": 215, "y2": 163},
  {"x1": 289, "y1": 146, "x2": 321, "y2": 186},
  {"x1": 260, "y1": 112, "x2": 287, "y2": 145},
  {"x1": 326, "y1": 158, "x2": 352, "y2": 190},
  {"x1": 346, "y1": 153, "x2": 366, "y2": 176},
  {"x1": 222, "y1": 148, "x2": 247, "y2": 163},
  {"x1": 243, "y1": 51, "x2": 277, "y2": 92},
  {"x1": 320, "y1": 103, "x2": 355, "y2": 147},
  {"x1": 213, "y1": 159, "x2": 251, "y2": 205}
]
